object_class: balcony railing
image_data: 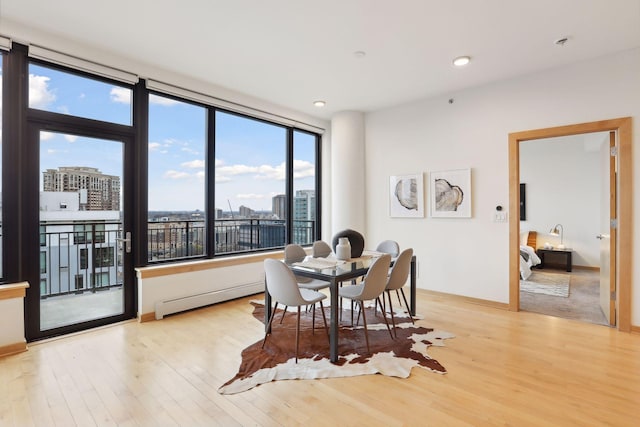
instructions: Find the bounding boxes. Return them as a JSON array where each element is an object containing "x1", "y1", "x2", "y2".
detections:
[
  {"x1": 40, "y1": 221, "x2": 124, "y2": 299},
  {"x1": 38, "y1": 218, "x2": 315, "y2": 298},
  {"x1": 148, "y1": 218, "x2": 316, "y2": 261}
]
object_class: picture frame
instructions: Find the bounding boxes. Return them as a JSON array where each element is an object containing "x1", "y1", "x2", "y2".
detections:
[
  {"x1": 389, "y1": 173, "x2": 424, "y2": 218},
  {"x1": 429, "y1": 168, "x2": 472, "y2": 218}
]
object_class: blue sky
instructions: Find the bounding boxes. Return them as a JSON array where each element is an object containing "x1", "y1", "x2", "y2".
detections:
[{"x1": 27, "y1": 63, "x2": 316, "y2": 212}]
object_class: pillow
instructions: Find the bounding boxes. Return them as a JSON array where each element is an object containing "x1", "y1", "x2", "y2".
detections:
[{"x1": 520, "y1": 231, "x2": 530, "y2": 246}]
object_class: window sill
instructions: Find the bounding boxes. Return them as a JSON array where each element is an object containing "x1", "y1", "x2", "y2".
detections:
[
  {"x1": 136, "y1": 250, "x2": 285, "y2": 279},
  {"x1": 0, "y1": 281, "x2": 30, "y2": 301}
]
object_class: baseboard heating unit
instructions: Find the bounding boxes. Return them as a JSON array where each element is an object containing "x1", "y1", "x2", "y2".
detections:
[{"x1": 154, "y1": 281, "x2": 263, "y2": 320}]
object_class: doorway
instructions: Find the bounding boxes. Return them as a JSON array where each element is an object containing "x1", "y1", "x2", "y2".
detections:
[
  {"x1": 518, "y1": 132, "x2": 610, "y2": 326},
  {"x1": 508, "y1": 118, "x2": 633, "y2": 332},
  {"x1": 24, "y1": 124, "x2": 136, "y2": 340}
]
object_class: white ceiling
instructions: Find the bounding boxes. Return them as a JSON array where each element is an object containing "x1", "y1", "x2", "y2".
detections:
[{"x1": 2, "y1": 0, "x2": 640, "y2": 120}]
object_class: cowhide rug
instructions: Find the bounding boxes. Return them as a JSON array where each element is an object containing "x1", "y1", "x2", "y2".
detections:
[{"x1": 218, "y1": 300, "x2": 454, "y2": 394}]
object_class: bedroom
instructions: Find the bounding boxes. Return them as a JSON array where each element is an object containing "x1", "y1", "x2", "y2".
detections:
[{"x1": 518, "y1": 132, "x2": 610, "y2": 326}]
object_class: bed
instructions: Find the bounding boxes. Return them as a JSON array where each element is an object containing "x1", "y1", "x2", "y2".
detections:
[{"x1": 520, "y1": 231, "x2": 541, "y2": 280}]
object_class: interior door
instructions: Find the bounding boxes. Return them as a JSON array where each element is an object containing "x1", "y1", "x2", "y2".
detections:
[
  {"x1": 598, "y1": 131, "x2": 616, "y2": 326},
  {"x1": 26, "y1": 125, "x2": 135, "y2": 339}
]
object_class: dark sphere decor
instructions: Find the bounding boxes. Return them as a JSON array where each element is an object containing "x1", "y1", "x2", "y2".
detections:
[{"x1": 331, "y1": 229, "x2": 365, "y2": 258}]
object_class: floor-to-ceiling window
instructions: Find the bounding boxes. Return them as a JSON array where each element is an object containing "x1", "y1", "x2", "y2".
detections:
[
  {"x1": 145, "y1": 99, "x2": 322, "y2": 264},
  {"x1": 148, "y1": 93, "x2": 207, "y2": 262},
  {"x1": 2, "y1": 41, "x2": 322, "y2": 340},
  {"x1": 214, "y1": 111, "x2": 288, "y2": 253},
  {"x1": 292, "y1": 130, "x2": 318, "y2": 245}
]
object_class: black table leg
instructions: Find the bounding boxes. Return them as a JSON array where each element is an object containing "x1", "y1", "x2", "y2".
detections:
[{"x1": 329, "y1": 278, "x2": 339, "y2": 363}]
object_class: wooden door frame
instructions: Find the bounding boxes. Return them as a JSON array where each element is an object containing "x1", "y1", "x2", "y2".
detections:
[{"x1": 508, "y1": 117, "x2": 633, "y2": 332}]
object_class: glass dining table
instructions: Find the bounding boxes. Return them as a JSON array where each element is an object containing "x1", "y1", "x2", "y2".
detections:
[{"x1": 264, "y1": 252, "x2": 417, "y2": 363}]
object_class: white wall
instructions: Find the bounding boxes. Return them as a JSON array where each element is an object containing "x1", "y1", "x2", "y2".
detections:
[
  {"x1": 520, "y1": 135, "x2": 604, "y2": 267},
  {"x1": 364, "y1": 48, "x2": 640, "y2": 325}
]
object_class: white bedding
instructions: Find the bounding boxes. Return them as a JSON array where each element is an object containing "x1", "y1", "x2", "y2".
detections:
[{"x1": 519, "y1": 245, "x2": 541, "y2": 280}]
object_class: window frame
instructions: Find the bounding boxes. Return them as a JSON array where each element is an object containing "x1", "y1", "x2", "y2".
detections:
[{"x1": 145, "y1": 95, "x2": 322, "y2": 265}]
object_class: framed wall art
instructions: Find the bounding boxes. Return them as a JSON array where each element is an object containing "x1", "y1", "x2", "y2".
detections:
[
  {"x1": 430, "y1": 168, "x2": 472, "y2": 218},
  {"x1": 389, "y1": 173, "x2": 424, "y2": 218}
]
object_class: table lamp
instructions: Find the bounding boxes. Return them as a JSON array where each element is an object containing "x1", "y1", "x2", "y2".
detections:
[{"x1": 549, "y1": 224, "x2": 565, "y2": 249}]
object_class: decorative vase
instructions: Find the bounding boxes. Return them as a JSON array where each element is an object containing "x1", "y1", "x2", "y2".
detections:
[{"x1": 336, "y1": 237, "x2": 351, "y2": 260}]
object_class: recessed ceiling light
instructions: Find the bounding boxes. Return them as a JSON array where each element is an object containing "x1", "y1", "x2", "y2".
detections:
[
  {"x1": 554, "y1": 37, "x2": 569, "y2": 46},
  {"x1": 453, "y1": 56, "x2": 471, "y2": 67},
  {"x1": 353, "y1": 50, "x2": 366, "y2": 58},
  {"x1": 313, "y1": 100, "x2": 326, "y2": 107}
]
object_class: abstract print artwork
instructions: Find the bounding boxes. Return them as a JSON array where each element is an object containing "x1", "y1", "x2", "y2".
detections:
[
  {"x1": 430, "y1": 169, "x2": 472, "y2": 218},
  {"x1": 389, "y1": 174, "x2": 424, "y2": 218}
]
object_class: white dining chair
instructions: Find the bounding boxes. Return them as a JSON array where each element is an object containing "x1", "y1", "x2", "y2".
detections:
[
  {"x1": 376, "y1": 240, "x2": 400, "y2": 257},
  {"x1": 384, "y1": 248, "x2": 415, "y2": 337},
  {"x1": 262, "y1": 259, "x2": 329, "y2": 363},
  {"x1": 312, "y1": 240, "x2": 332, "y2": 258},
  {"x1": 338, "y1": 254, "x2": 393, "y2": 353}
]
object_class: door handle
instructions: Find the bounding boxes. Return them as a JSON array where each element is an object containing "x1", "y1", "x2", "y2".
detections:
[{"x1": 116, "y1": 231, "x2": 132, "y2": 253}]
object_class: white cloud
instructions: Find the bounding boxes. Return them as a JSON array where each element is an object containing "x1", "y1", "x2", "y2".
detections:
[
  {"x1": 110, "y1": 87, "x2": 131, "y2": 105},
  {"x1": 215, "y1": 174, "x2": 232, "y2": 183},
  {"x1": 181, "y1": 146, "x2": 199, "y2": 155},
  {"x1": 149, "y1": 142, "x2": 161, "y2": 152},
  {"x1": 181, "y1": 159, "x2": 205, "y2": 169},
  {"x1": 293, "y1": 159, "x2": 315, "y2": 179},
  {"x1": 40, "y1": 131, "x2": 55, "y2": 141},
  {"x1": 164, "y1": 170, "x2": 191, "y2": 179},
  {"x1": 196, "y1": 171, "x2": 205, "y2": 179},
  {"x1": 64, "y1": 134, "x2": 78, "y2": 142},
  {"x1": 150, "y1": 94, "x2": 180, "y2": 106},
  {"x1": 237, "y1": 193, "x2": 268, "y2": 199},
  {"x1": 29, "y1": 74, "x2": 56, "y2": 108}
]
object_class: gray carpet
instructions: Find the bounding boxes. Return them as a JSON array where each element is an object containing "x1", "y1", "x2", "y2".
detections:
[
  {"x1": 520, "y1": 271, "x2": 570, "y2": 297},
  {"x1": 520, "y1": 269, "x2": 609, "y2": 326}
]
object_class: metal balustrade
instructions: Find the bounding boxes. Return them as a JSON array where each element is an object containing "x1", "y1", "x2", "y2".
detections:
[{"x1": 38, "y1": 218, "x2": 315, "y2": 298}]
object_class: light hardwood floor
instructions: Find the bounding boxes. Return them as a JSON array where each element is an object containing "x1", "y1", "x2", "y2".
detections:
[{"x1": 2, "y1": 290, "x2": 639, "y2": 426}]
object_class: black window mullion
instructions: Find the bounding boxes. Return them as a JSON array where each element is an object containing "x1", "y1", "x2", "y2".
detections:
[
  {"x1": 206, "y1": 108, "x2": 216, "y2": 258},
  {"x1": 314, "y1": 133, "x2": 322, "y2": 241},
  {"x1": 285, "y1": 128, "x2": 294, "y2": 244},
  {"x1": 133, "y1": 80, "x2": 149, "y2": 267}
]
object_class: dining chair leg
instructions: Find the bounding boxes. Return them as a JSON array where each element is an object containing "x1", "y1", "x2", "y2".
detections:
[
  {"x1": 262, "y1": 302, "x2": 278, "y2": 348},
  {"x1": 396, "y1": 289, "x2": 402, "y2": 306},
  {"x1": 319, "y1": 301, "x2": 329, "y2": 341},
  {"x1": 377, "y1": 297, "x2": 394, "y2": 339},
  {"x1": 295, "y1": 306, "x2": 301, "y2": 363},
  {"x1": 399, "y1": 289, "x2": 415, "y2": 324},
  {"x1": 359, "y1": 300, "x2": 371, "y2": 354},
  {"x1": 311, "y1": 304, "x2": 316, "y2": 335},
  {"x1": 280, "y1": 306, "x2": 288, "y2": 324},
  {"x1": 386, "y1": 290, "x2": 398, "y2": 338}
]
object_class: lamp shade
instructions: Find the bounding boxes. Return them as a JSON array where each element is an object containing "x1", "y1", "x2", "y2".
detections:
[{"x1": 549, "y1": 224, "x2": 564, "y2": 249}]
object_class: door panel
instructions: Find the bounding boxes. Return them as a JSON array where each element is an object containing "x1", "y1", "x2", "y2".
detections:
[
  {"x1": 599, "y1": 132, "x2": 616, "y2": 326},
  {"x1": 26, "y1": 125, "x2": 135, "y2": 339}
]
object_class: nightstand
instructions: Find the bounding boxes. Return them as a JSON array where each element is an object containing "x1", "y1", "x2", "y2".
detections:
[{"x1": 536, "y1": 248, "x2": 572, "y2": 272}]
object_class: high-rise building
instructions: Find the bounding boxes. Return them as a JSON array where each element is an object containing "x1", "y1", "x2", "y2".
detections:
[
  {"x1": 293, "y1": 189, "x2": 315, "y2": 244},
  {"x1": 42, "y1": 166, "x2": 120, "y2": 211},
  {"x1": 238, "y1": 205, "x2": 255, "y2": 218},
  {"x1": 272, "y1": 194, "x2": 286, "y2": 219}
]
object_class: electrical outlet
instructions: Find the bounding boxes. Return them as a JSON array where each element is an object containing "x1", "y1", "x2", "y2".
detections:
[{"x1": 493, "y1": 212, "x2": 508, "y2": 222}]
